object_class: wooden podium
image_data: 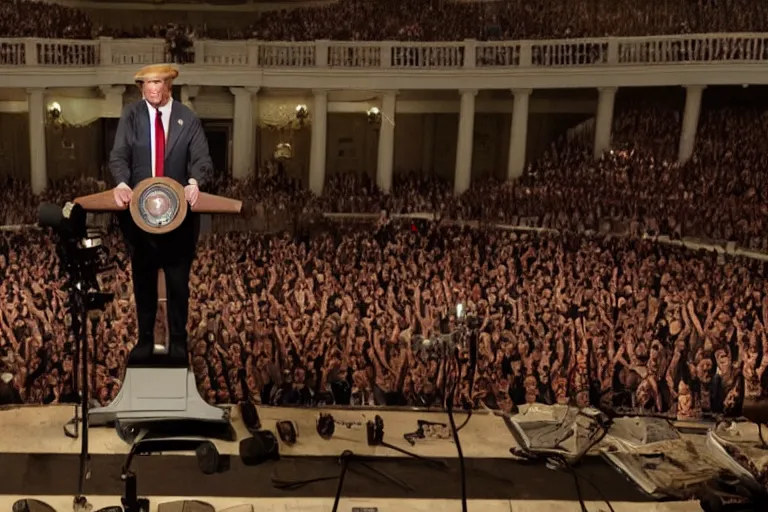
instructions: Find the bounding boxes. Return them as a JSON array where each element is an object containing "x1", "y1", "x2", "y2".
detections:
[{"x1": 76, "y1": 177, "x2": 241, "y2": 440}]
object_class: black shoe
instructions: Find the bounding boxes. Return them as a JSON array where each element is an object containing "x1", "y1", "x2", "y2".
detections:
[
  {"x1": 167, "y1": 340, "x2": 189, "y2": 368},
  {"x1": 127, "y1": 342, "x2": 155, "y2": 367}
]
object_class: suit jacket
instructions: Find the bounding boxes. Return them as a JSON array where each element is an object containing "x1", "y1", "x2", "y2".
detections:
[
  {"x1": 109, "y1": 99, "x2": 212, "y2": 189},
  {"x1": 109, "y1": 99, "x2": 212, "y2": 260}
]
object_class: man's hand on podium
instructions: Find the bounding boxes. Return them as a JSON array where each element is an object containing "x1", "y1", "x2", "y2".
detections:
[
  {"x1": 185, "y1": 182, "x2": 200, "y2": 207},
  {"x1": 114, "y1": 184, "x2": 133, "y2": 209}
]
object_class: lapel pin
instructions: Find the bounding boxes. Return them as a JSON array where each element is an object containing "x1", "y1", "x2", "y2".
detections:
[{"x1": 177, "y1": 119, "x2": 184, "y2": 126}]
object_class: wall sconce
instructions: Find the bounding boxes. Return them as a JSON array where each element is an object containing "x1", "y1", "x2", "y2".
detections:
[
  {"x1": 295, "y1": 104, "x2": 308, "y2": 125},
  {"x1": 367, "y1": 107, "x2": 382, "y2": 126},
  {"x1": 47, "y1": 101, "x2": 63, "y2": 126},
  {"x1": 274, "y1": 142, "x2": 293, "y2": 160}
]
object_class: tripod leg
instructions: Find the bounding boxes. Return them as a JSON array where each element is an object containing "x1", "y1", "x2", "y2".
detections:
[
  {"x1": 331, "y1": 453, "x2": 351, "y2": 512},
  {"x1": 355, "y1": 461, "x2": 415, "y2": 491},
  {"x1": 380, "y1": 441, "x2": 448, "y2": 469}
]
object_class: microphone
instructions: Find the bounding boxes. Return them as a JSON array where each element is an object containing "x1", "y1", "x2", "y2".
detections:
[
  {"x1": 38, "y1": 202, "x2": 87, "y2": 238},
  {"x1": 38, "y1": 203, "x2": 64, "y2": 229}
]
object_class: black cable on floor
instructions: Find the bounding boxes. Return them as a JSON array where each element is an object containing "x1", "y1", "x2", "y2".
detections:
[
  {"x1": 331, "y1": 451, "x2": 353, "y2": 512},
  {"x1": 456, "y1": 329, "x2": 478, "y2": 433},
  {"x1": 455, "y1": 409, "x2": 472, "y2": 432},
  {"x1": 569, "y1": 463, "x2": 589, "y2": 512},
  {"x1": 758, "y1": 424, "x2": 768, "y2": 448},
  {"x1": 271, "y1": 474, "x2": 339, "y2": 491},
  {"x1": 572, "y1": 467, "x2": 616, "y2": 512},
  {"x1": 447, "y1": 399, "x2": 467, "y2": 512},
  {"x1": 446, "y1": 357, "x2": 468, "y2": 512}
]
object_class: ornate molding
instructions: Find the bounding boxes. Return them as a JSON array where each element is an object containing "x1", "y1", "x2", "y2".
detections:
[
  {"x1": 258, "y1": 101, "x2": 311, "y2": 130},
  {"x1": 183, "y1": 85, "x2": 201, "y2": 99},
  {"x1": 229, "y1": 86, "x2": 260, "y2": 97},
  {"x1": 98, "y1": 85, "x2": 126, "y2": 97}
]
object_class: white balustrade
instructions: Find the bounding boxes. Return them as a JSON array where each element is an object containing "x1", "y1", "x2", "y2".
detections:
[
  {"x1": 328, "y1": 42, "x2": 381, "y2": 67},
  {"x1": 475, "y1": 42, "x2": 521, "y2": 67},
  {"x1": 530, "y1": 40, "x2": 610, "y2": 66},
  {"x1": 390, "y1": 42, "x2": 465, "y2": 68},
  {"x1": 202, "y1": 40, "x2": 249, "y2": 65},
  {"x1": 617, "y1": 33, "x2": 768, "y2": 64},
  {"x1": 109, "y1": 38, "x2": 166, "y2": 65},
  {"x1": 258, "y1": 41, "x2": 315, "y2": 67},
  {"x1": 36, "y1": 39, "x2": 99, "y2": 66},
  {"x1": 0, "y1": 40, "x2": 25, "y2": 65},
  {"x1": 2, "y1": 33, "x2": 768, "y2": 69}
]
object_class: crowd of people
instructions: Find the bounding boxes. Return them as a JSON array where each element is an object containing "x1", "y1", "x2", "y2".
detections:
[
  {"x1": 0, "y1": 0, "x2": 91, "y2": 39},
  {"x1": 3, "y1": 215, "x2": 767, "y2": 420},
  {"x1": 2, "y1": 0, "x2": 768, "y2": 41},
  {"x1": 0, "y1": 97, "x2": 768, "y2": 421},
  {"x1": 302, "y1": 101, "x2": 768, "y2": 253},
  {"x1": 4, "y1": 211, "x2": 768, "y2": 420},
  {"x1": 465, "y1": 101, "x2": 768, "y2": 252}
]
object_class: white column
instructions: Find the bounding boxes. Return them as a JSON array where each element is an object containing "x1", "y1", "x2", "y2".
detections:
[
  {"x1": 678, "y1": 85, "x2": 705, "y2": 163},
  {"x1": 98, "y1": 85, "x2": 126, "y2": 118},
  {"x1": 593, "y1": 87, "x2": 617, "y2": 159},
  {"x1": 421, "y1": 114, "x2": 435, "y2": 174},
  {"x1": 181, "y1": 85, "x2": 200, "y2": 112},
  {"x1": 229, "y1": 87, "x2": 257, "y2": 180},
  {"x1": 454, "y1": 89, "x2": 476, "y2": 195},
  {"x1": 376, "y1": 91, "x2": 397, "y2": 193},
  {"x1": 27, "y1": 88, "x2": 47, "y2": 195},
  {"x1": 309, "y1": 90, "x2": 328, "y2": 196},
  {"x1": 507, "y1": 88, "x2": 531, "y2": 180}
]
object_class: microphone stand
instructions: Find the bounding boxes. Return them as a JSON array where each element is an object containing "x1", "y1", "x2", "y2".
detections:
[
  {"x1": 64, "y1": 284, "x2": 86, "y2": 441},
  {"x1": 50, "y1": 228, "x2": 111, "y2": 507},
  {"x1": 414, "y1": 315, "x2": 478, "y2": 512},
  {"x1": 70, "y1": 284, "x2": 91, "y2": 502}
]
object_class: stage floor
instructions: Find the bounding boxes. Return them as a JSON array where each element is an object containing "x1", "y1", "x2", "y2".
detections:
[
  {"x1": 0, "y1": 405, "x2": 706, "y2": 512},
  {"x1": 0, "y1": 404, "x2": 514, "y2": 458}
]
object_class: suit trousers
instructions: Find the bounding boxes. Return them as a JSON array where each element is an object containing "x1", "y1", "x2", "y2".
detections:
[{"x1": 120, "y1": 211, "x2": 198, "y2": 365}]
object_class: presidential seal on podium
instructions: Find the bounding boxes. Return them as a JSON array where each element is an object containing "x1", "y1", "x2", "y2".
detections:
[{"x1": 129, "y1": 178, "x2": 188, "y2": 234}]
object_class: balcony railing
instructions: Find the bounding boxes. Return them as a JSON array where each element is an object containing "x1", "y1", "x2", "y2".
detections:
[{"x1": 1, "y1": 33, "x2": 767, "y2": 69}]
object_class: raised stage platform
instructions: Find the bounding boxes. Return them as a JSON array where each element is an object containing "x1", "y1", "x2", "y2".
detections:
[{"x1": 0, "y1": 405, "x2": 714, "y2": 512}]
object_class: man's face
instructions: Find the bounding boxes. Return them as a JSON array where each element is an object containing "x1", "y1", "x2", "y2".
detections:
[{"x1": 142, "y1": 78, "x2": 170, "y2": 107}]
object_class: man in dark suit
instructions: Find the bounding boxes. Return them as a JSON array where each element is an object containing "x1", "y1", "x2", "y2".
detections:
[{"x1": 110, "y1": 64, "x2": 213, "y2": 365}]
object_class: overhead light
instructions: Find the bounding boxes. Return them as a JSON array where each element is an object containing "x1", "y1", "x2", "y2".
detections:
[
  {"x1": 47, "y1": 101, "x2": 63, "y2": 126},
  {"x1": 48, "y1": 101, "x2": 61, "y2": 116},
  {"x1": 367, "y1": 106, "x2": 381, "y2": 125}
]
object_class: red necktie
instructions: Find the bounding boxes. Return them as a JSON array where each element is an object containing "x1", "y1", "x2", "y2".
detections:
[{"x1": 155, "y1": 108, "x2": 165, "y2": 177}]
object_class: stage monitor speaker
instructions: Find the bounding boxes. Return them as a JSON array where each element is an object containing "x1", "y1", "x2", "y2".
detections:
[
  {"x1": 239, "y1": 431, "x2": 279, "y2": 466},
  {"x1": 12, "y1": 500, "x2": 56, "y2": 512},
  {"x1": 158, "y1": 500, "x2": 215, "y2": 512}
]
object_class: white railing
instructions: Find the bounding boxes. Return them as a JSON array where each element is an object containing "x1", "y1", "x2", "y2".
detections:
[{"x1": 1, "y1": 33, "x2": 768, "y2": 69}]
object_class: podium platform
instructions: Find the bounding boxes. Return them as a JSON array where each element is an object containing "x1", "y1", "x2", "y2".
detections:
[{"x1": 88, "y1": 367, "x2": 233, "y2": 442}]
